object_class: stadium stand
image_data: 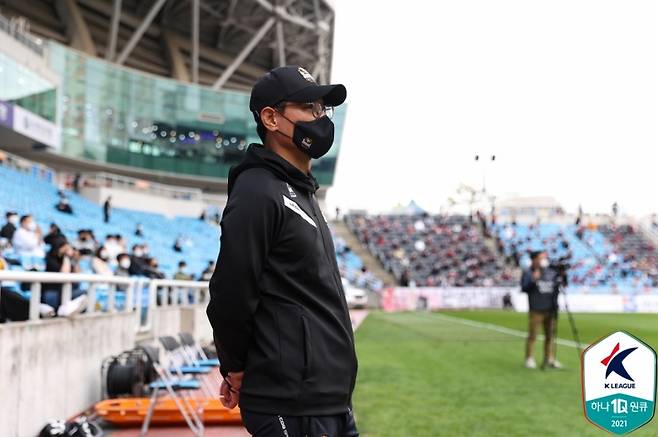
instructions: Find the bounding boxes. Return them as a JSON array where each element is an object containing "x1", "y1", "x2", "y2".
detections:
[
  {"x1": 0, "y1": 152, "x2": 369, "y2": 317},
  {"x1": 598, "y1": 223, "x2": 658, "y2": 287},
  {"x1": 0, "y1": 157, "x2": 220, "y2": 280},
  {"x1": 493, "y1": 221, "x2": 657, "y2": 290},
  {"x1": 344, "y1": 210, "x2": 658, "y2": 291},
  {"x1": 345, "y1": 213, "x2": 516, "y2": 287}
]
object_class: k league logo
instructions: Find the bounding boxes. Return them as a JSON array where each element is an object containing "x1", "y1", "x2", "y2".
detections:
[{"x1": 582, "y1": 331, "x2": 656, "y2": 435}]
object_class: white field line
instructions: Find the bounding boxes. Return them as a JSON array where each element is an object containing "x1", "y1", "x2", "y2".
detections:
[{"x1": 432, "y1": 312, "x2": 581, "y2": 349}]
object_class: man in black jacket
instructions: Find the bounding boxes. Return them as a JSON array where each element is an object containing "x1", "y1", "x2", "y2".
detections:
[
  {"x1": 521, "y1": 250, "x2": 563, "y2": 370},
  {"x1": 207, "y1": 66, "x2": 359, "y2": 437},
  {"x1": 0, "y1": 211, "x2": 18, "y2": 241}
]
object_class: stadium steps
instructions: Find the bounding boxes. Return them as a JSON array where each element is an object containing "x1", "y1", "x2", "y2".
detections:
[
  {"x1": 482, "y1": 231, "x2": 522, "y2": 280},
  {"x1": 634, "y1": 217, "x2": 658, "y2": 249},
  {"x1": 331, "y1": 219, "x2": 397, "y2": 287}
]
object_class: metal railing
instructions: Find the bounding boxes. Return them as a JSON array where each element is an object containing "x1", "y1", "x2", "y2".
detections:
[
  {"x1": 81, "y1": 172, "x2": 203, "y2": 202},
  {"x1": 0, "y1": 271, "x2": 210, "y2": 332}
]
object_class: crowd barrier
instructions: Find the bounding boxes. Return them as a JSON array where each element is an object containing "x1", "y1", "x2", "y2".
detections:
[
  {"x1": 0, "y1": 271, "x2": 210, "y2": 332},
  {"x1": 381, "y1": 286, "x2": 658, "y2": 313}
]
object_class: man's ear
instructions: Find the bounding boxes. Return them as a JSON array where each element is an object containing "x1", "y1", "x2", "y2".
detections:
[{"x1": 259, "y1": 107, "x2": 278, "y2": 133}]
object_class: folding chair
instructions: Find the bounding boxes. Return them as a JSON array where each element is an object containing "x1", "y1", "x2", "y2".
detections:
[
  {"x1": 158, "y1": 336, "x2": 214, "y2": 397},
  {"x1": 140, "y1": 345, "x2": 205, "y2": 436},
  {"x1": 178, "y1": 332, "x2": 220, "y2": 367}
]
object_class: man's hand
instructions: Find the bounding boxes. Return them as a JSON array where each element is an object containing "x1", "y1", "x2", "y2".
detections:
[{"x1": 219, "y1": 371, "x2": 244, "y2": 409}]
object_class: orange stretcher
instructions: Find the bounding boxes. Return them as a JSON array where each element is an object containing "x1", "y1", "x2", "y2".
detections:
[{"x1": 95, "y1": 397, "x2": 242, "y2": 426}]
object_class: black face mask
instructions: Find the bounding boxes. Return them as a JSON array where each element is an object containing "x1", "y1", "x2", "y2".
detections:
[{"x1": 276, "y1": 112, "x2": 335, "y2": 159}]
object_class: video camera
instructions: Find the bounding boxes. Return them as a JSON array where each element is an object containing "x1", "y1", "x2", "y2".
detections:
[{"x1": 548, "y1": 255, "x2": 570, "y2": 286}]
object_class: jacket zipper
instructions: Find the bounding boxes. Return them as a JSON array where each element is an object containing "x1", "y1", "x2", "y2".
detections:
[{"x1": 307, "y1": 191, "x2": 358, "y2": 399}]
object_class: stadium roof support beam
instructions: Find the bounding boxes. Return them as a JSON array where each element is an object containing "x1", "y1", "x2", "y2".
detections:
[
  {"x1": 311, "y1": 0, "x2": 327, "y2": 83},
  {"x1": 191, "y1": 0, "x2": 200, "y2": 83},
  {"x1": 212, "y1": 17, "x2": 275, "y2": 91},
  {"x1": 276, "y1": 19, "x2": 286, "y2": 66},
  {"x1": 105, "y1": 0, "x2": 122, "y2": 60},
  {"x1": 215, "y1": 0, "x2": 238, "y2": 47},
  {"x1": 254, "y1": 0, "x2": 317, "y2": 31},
  {"x1": 162, "y1": 30, "x2": 190, "y2": 82},
  {"x1": 55, "y1": 0, "x2": 97, "y2": 56},
  {"x1": 115, "y1": 0, "x2": 168, "y2": 65}
]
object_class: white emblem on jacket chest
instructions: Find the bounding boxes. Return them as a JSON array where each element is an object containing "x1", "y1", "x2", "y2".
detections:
[
  {"x1": 283, "y1": 195, "x2": 317, "y2": 228},
  {"x1": 286, "y1": 183, "x2": 296, "y2": 198}
]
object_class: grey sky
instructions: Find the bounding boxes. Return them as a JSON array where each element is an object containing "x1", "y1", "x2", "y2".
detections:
[{"x1": 324, "y1": 0, "x2": 658, "y2": 217}]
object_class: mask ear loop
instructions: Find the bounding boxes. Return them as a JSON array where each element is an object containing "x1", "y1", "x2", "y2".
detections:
[{"x1": 272, "y1": 108, "x2": 297, "y2": 142}]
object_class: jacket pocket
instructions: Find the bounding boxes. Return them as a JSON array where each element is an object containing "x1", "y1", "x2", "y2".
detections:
[
  {"x1": 301, "y1": 314, "x2": 312, "y2": 381},
  {"x1": 273, "y1": 302, "x2": 305, "y2": 399}
]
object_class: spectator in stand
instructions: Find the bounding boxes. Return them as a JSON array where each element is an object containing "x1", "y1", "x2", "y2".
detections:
[
  {"x1": 129, "y1": 244, "x2": 147, "y2": 276},
  {"x1": 55, "y1": 195, "x2": 73, "y2": 214},
  {"x1": 92, "y1": 246, "x2": 113, "y2": 275},
  {"x1": 135, "y1": 223, "x2": 144, "y2": 237},
  {"x1": 103, "y1": 234, "x2": 123, "y2": 265},
  {"x1": 143, "y1": 257, "x2": 165, "y2": 279},
  {"x1": 115, "y1": 253, "x2": 132, "y2": 277},
  {"x1": 12, "y1": 215, "x2": 45, "y2": 257},
  {"x1": 43, "y1": 237, "x2": 82, "y2": 311},
  {"x1": 173, "y1": 261, "x2": 192, "y2": 280},
  {"x1": 198, "y1": 261, "x2": 215, "y2": 281},
  {"x1": 103, "y1": 196, "x2": 112, "y2": 223},
  {"x1": 44, "y1": 223, "x2": 64, "y2": 246},
  {"x1": 0, "y1": 211, "x2": 18, "y2": 241},
  {"x1": 173, "y1": 236, "x2": 184, "y2": 253},
  {"x1": 400, "y1": 269, "x2": 410, "y2": 287},
  {"x1": 73, "y1": 229, "x2": 96, "y2": 256},
  {"x1": 116, "y1": 234, "x2": 127, "y2": 252}
]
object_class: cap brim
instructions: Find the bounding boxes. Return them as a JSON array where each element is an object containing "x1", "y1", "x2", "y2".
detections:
[{"x1": 286, "y1": 83, "x2": 347, "y2": 107}]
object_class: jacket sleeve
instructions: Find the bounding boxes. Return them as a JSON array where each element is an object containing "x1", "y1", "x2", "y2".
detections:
[
  {"x1": 206, "y1": 173, "x2": 281, "y2": 378},
  {"x1": 520, "y1": 269, "x2": 535, "y2": 293}
]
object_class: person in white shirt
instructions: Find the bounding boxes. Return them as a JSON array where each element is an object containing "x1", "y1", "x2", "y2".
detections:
[
  {"x1": 11, "y1": 215, "x2": 45, "y2": 258},
  {"x1": 103, "y1": 234, "x2": 123, "y2": 266}
]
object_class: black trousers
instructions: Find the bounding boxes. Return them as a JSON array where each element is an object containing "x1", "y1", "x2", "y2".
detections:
[{"x1": 241, "y1": 408, "x2": 359, "y2": 437}]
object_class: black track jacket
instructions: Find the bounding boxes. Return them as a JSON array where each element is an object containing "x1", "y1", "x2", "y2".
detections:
[{"x1": 207, "y1": 143, "x2": 358, "y2": 416}]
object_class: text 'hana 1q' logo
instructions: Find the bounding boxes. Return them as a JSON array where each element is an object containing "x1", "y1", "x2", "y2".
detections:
[{"x1": 582, "y1": 331, "x2": 657, "y2": 435}]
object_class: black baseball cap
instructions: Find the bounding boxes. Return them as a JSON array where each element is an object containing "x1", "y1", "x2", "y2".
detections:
[
  {"x1": 529, "y1": 250, "x2": 544, "y2": 260},
  {"x1": 249, "y1": 65, "x2": 346, "y2": 122}
]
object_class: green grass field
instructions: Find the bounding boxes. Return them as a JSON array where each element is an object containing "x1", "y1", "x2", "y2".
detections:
[{"x1": 352, "y1": 310, "x2": 658, "y2": 437}]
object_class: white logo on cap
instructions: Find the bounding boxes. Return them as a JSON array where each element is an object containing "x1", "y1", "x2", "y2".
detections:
[{"x1": 298, "y1": 67, "x2": 316, "y2": 83}]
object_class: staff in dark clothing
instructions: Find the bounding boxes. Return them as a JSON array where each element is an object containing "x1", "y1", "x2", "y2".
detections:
[
  {"x1": 207, "y1": 66, "x2": 359, "y2": 436},
  {"x1": 521, "y1": 250, "x2": 563, "y2": 370},
  {"x1": 0, "y1": 211, "x2": 18, "y2": 241},
  {"x1": 103, "y1": 196, "x2": 111, "y2": 223}
]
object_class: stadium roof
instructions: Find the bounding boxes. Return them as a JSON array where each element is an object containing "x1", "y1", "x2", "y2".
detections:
[{"x1": 0, "y1": 0, "x2": 336, "y2": 90}]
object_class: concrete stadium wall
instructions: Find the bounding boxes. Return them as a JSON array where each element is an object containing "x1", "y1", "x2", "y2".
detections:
[
  {"x1": 141, "y1": 305, "x2": 212, "y2": 343},
  {"x1": 0, "y1": 312, "x2": 136, "y2": 437},
  {"x1": 180, "y1": 306, "x2": 214, "y2": 343},
  {"x1": 81, "y1": 185, "x2": 204, "y2": 218},
  {"x1": 0, "y1": 304, "x2": 213, "y2": 437}
]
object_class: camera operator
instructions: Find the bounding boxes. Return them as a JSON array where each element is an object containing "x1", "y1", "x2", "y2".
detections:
[{"x1": 521, "y1": 250, "x2": 564, "y2": 370}]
